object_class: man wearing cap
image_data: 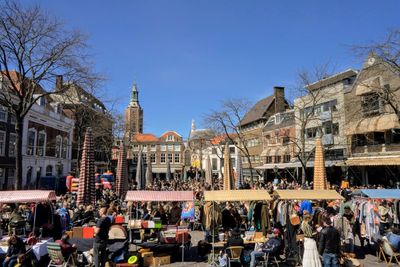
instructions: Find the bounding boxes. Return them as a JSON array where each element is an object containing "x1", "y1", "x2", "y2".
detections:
[{"x1": 250, "y1": 229, "x2": 282, "y2": 267}]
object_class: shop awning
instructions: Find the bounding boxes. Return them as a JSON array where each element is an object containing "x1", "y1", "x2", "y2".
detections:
[
  {"x1": 256, "y1": 160, "x2": 344, "y2": 170},
  {"x1": 344, "y1": 113, "x2": 400, "y2": 135},
  {"x1": 125, "y1": 191, "x2": 193, "y2": 202},
  {"x1": 204, "y1": 190, "x2": 272, "y2": 201},
  {"x1": 352, "y1": 189, "x2": 400, "y2": 199},
  {"x1": 346, "y1": 156, "x2": 400, "y2": 166},
  {"x1": 0, "y1": 190, "x2": 56, "y2": 204},
  {"x1": 273, "y1": 190, "x2": 343, "y2": 200}
]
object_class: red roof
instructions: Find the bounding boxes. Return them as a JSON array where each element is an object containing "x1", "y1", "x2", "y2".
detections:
[
  {"x1": 0, "y1": 190, "x2": 56, "y2": 203},
  {"x1": 125, "y1": 191, "x2": 193, "y2": 202},
  {"x1": 131, "y1": 134, "x2": 159, "y2": 142},
  {"x1": 210, "y1": 134, "x2": 238, "y2": 145}
]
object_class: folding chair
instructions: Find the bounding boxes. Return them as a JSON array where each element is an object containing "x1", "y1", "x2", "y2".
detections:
[
  {"x1": 261, "y1": 251, "x2": 280, "y2": 267},
  {"x1": 380, "y1": 237, "x2": 400, "y2": 266},
  {"x1": 47, "y1": 242, "x2": 76, "y2": 267},
  {"x1": 227, "y1": 246, "x2": 244, "y2": 267}
]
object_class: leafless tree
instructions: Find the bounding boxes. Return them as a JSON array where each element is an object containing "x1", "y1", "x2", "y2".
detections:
[
  {"x1": 204, "y1": 98, "x2": 261, "y2": 184},
  {"x1": 0, "y1": 1, "x2": 97, "y2": 189},
  {"x1": 290, "y1": 64, "x2": 338, "y2": 184},
  {"x1": 353, "y1": 29, "x2": 400, "y2": 119}
]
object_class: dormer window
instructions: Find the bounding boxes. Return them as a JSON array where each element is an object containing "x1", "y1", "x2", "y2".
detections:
[{"x1": 167, "y1": 135, "x2": 174, "y2": 141}]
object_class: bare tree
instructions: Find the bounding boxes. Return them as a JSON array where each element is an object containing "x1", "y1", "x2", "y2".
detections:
[
  {"x1": 290, "y1": 64, "x2": 338, "y2": 184},
  {"x1": 353, "y1": 29, "x2": 400, "y2": 118},
  {"x1": 204, "y1": 98, "x2": 261, "y2": 184},
  {"x1": 0, "y1": 1, "x2": 96, "y2": 189}
]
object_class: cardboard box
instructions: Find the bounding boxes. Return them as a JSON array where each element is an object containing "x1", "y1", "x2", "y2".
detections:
[
  {"x1": 83, "y1": 227, "x2": 94, "y2": 238},
  {"x1": 142, "y1": 252, "x2": 153, "y2": 267},
  {"x1": 152, "y1": 255, "x2": 170, "y2": 266},
  {"x1": 72, "y1": 227, "x2": 83, "y2": 238}
]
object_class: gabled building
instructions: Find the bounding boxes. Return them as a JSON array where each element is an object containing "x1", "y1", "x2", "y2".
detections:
[
  {"x1": 238, "y1": 86, "x2": 289, "y2": 177},
  {"x1": 344, "y1": 54, "x2": 400, "y2": 186},
  {"x1": 50, "y1": 76, "x2": 113, "y2": 174}
]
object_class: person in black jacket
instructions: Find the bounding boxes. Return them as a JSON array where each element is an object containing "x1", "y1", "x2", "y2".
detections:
[
  {"x1": 3, "y1": 235, "x2": 26, "y2": 267},
  {"x1": 319, "y1": 217, "x2": 341, "y2": 267}
]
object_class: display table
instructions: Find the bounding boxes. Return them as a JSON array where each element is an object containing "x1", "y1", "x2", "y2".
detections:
[{"x1": 70, "y1": 238, "x2": 126, "y2": 253}]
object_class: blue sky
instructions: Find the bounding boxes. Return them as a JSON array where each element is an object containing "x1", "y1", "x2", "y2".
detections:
[{"x1": 38, "y1": 0, "x2": 400, "y2": 138}]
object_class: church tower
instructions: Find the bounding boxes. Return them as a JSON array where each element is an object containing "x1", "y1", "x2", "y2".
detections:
[{"x1": 125, "y1": 83, "x2": 143, "y2": 137}]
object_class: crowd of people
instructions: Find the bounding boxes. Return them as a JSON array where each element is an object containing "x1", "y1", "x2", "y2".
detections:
[{"x1": 0, "y1": 177, "x2": 399, "y2": 267}]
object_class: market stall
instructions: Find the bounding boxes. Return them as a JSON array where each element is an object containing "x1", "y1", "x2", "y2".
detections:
[
  {"x1": 125, "y1": 190, "x2": 195, "y2": 265},
  {"x1": 273, "y1": 189, "x2": 344, "y2": 200},
  {"x1": 351, "y1": 189, "x2": 400, "y2": 199},
  {"x1": 0, "y1": 190, "x2": 57, "y2": 263}
]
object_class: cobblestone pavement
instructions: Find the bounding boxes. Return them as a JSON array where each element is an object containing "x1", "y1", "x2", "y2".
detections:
[{"x1": 161, "y1": 231, "x2": 389, "y2": 267}]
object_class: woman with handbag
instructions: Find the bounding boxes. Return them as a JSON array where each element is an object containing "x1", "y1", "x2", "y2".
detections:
[{"x1": 301, "y1": 214, "x2": 322, "y2": 267}]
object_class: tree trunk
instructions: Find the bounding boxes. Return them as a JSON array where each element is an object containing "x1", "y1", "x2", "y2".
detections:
[{"x1": 15, "y1": 118, "x2": 24, "y2": 190}]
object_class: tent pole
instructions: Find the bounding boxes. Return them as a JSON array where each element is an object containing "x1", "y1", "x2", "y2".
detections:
[{"x1": 33, "y1": 203, "x2": 38, "y2": 236}]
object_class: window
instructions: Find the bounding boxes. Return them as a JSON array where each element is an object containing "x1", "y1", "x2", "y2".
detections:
[
  {"x1": 150, "y1": 145, "x2": 156, "y2": 151},
  {"x1": 160, "y1": 145, "x2": 166, "y2": 151},
  {"x1": 8, "y1": 133, "x2": 16, "y2": 157},
  {"x1": 10, "y1": 113, "x2": 16, "y2": 124},
  {"x1": 143, "y1": 153, "x2": 147, "y2": 163},
  {"x1": 142, "y1": 144, "x2": 148, "y2": 152},
  {"x1": 167, "y1": 135, "x2": 174, "y2": 141},
  {"x1": 305, "y1": 127, "x2": 320, "y2": 139},
  {"x1": 275, "y1": 155, "x2": 281, "y2": 163},
  {"x1": 212, "y1": 158, "x2": 218, "y2": 171},
  {"x1": 266, "y1": 156, "x2": 273, "y2": 163},
  {"x1": 361, "y1": 93, "x2": 380, "y2": 117},
  {"x1": 0, "y1": 168, "x2": 4, "y2": 188},
  {"x1": 168, "y1": 153, "x2": 172, "y2": 163},
  {"x1": 62, "y1": 137, "x2": 68, "y2": 158},
  {"x1": 231, "y1": 158, "x2": 236, "y2": 168},
  {"x1": 282, "y1": 136, "x2": 290, "y2": 145},
  {"x1": 229, "y1": 147, "x2": 235, "y2": 154},
  {"x1": 0, "y1": 105, "x2": 7, "y2": 122},
  {"x1": 0, "y1": 131, "x2": 5, "y2": 156},
  {"x1": 46, "y1": 165, "x2": 53, "y2": 176},
  {"x1": 283, "y1": 154, "x2": 291, "y2": 163},
  {"x1": 27, "y1": 129, "x2": 36, "y2": 155},
  {"x1": 174, "y1": 153, "x2": 180, "y2": 163},
  {"x1": 7, "y1": 168, "x2": 15, "y2": 189},
  {"x1": 132, "y1": 144, "x2": 139, "y2": 151},
  {"x1": 211, "y1": 148, "x2": 217, "y2": 155},
  {"x1": 167, "y1": 144, "x2": 173, "y2": 151},
  {"x1": 55, "y1": 135, "x2": 62, "y2": 157},
  {"x1": 150, "y1": 153, "x2": 156, "y2": 163},
  {"x1": 133, "y1": 153, "x2": 138, "y2": 163},
  {"x1": 37, "y1": 132, "x2": 46, "y2": 157},
  {"x1": 174, "y1": 144, "x2": 181, "y2": 151},
  {"x1": 160, "y1": 153, "x2": 166, "y2": 163}
]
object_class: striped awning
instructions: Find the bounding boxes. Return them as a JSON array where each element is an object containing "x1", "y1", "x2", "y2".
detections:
[
  {"x1": 346, "y1": 156, "x2": 400, "y2": 166},
  {"x1": 125, "y1": 191, "x2": 194, "y2": 202},
  {"x1": 0, "y1": 190, "x2": 56, "y2": 203},
  {"x1": 204, "y1": 190, "x2": 272, "y2": 201},
  {"x1": 273, "y1": 190, "x2": 343, "y2": 200},
  {"x1": 344, "y1": 113, "x2": 400, "y2": 135}
]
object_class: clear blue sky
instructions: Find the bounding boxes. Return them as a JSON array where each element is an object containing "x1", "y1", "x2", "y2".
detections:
[{"x1": 38, "y1": 0, "x2": 400, "y2": 138}]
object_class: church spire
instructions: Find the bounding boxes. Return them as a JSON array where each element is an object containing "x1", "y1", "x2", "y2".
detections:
[{"x1": 129, "y1": 83, "x2": 139, "y2": 106}]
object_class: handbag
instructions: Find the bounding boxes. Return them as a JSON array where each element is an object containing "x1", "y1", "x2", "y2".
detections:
[{"x1": 290, "y1": 213, "x2": 300, "y2": 226}]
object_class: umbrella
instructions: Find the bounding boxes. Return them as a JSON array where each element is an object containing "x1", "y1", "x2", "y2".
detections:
[
  {"x1": 223, "y1": 142, "x2": 234, "y2": 190},
  {"x1": 235, "y1": 153, "x2": 244, "y2": 189},
  {"x1": 205, "y1": 155, "x2": 212, "y2": 185},
  {"x1": 77, "y1": 128, "x2": 96, "y2": 205},
  {"x1": 145, "y1": 157, "x2": 153, "y2": 186},
  {"x1": 166, "y1": 160, "x2": 171, "y2": 181},
  {"x1": 116, "y1": 142, "x2": 128, "y2": 197},
  {"x1": 136, "y1": 150, "x2": 145, "y2": 190},
  {"x1": 313, "y1": 137, "x2": 328, "y2": 190}
]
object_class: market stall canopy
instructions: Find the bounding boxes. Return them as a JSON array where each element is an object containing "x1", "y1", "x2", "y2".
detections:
[
  {"x1": 0, "y1": 190, "x2": 56, "y2": 203},
  {"x1": 204, "y1": 190, "x2": 272, "y2": 201},
  {"x1": 346, "y1": 156, "x2": 400, "y2": 166},
  {"x1": 125, "y1": 191, "x2": 194, "y2": 202},
  {"x1": 352, "y1": 189, "x2": 400, "y2": 199},
  {"x1": 273, "y1": 190, "x2": 343, "y2": 200}
]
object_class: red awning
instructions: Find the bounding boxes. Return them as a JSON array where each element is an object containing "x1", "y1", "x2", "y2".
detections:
[
  {"x1": 0, "y1": 190, "x2": 56, "y2": 203},
  {"x1": 125, "y1": 191, "x2": 194, "y2": 202}
]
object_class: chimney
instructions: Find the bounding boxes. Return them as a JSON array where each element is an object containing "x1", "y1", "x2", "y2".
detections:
[
  {"x1": 273, "y1": 86, "x2": 285, "y2": 114},
  {"x1": 56, "y1": 75, "x2": 63, "y2": 91}
]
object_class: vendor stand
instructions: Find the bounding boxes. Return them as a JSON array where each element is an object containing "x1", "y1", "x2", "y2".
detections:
[
  {"x1": 0, "y1": 190, "x2": 57, "y2": 264},
  {"x1": 204, "y1": 189, "x2": 272, "y2": 264},
  {"x1": 125, "y1": 190, "x2": 194, "y2": 265},
  {"x1": 272, "y1": 189, "x2": 343, "y2": 265}
]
